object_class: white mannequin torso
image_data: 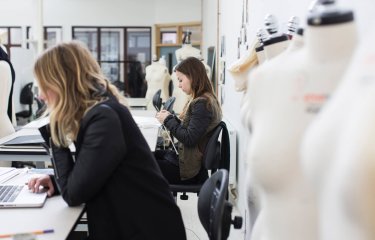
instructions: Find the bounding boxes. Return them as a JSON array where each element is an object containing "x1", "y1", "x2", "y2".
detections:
[
  {"x1": 202, "y1": 61, "x2": 211, "y2": 81},
  {"x1": 0, "y1": 60, "x2": 15, "y2": 167},
  {"x1": 240, "y1": 37, "x2": 290, "y2": 129},
  {"x1": 175, "y1": 44, "x2": 201, "y2": 62},
  {"x1": 228, "y1": 41, "x2": 259, "y2": 92},
  {"x1": 171, "y1": 71, "x2": 190, "y2": 115},
  {"x1": 244, "y1": 19, "x2": 357, "y2": 240},
  {"x1": 145, "y1": 60, "x2": 170, "y2": 109},
  {"x1": 242, "y1": 32, "x2": 305, "y2": 240},
  {"x1": 172, "y1": 45, "x2": 208, "y2": 115},
  {"x1": 0, "y1": 61, "x2": 15, "y2": 138},
  {"x1": 301, "y1": 27, "x2": 375, "y2": 240},
  {"x1": 256, "y1": 50, "x2": 266, "y2": 65},
  {"x1": 263, "y1": 38, "x2": 289, "y2": 60}
]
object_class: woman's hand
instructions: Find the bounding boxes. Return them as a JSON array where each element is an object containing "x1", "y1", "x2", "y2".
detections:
[
  {"x1": 156, "y1": 110, "x2": 171, "y2": 124},
  {"x1": 28, "y1": 174, "x2": 55, "y2": 197}
]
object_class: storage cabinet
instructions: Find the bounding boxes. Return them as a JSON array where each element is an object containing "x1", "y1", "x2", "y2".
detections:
[{"x1": 154, "y1": 21, "x2": 202, "y2": 72}]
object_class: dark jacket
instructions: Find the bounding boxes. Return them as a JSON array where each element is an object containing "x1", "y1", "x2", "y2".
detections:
[
  {"x1": 47, "y1": 98, "x2": 186, "y2": 240},
  {"x1": 164, "y1": 96, "x2": 222, "y2": 180}
]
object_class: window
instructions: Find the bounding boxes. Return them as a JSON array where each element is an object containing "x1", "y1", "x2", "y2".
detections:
[
  {"x1": 0, "y1": 27, "x2": 22, "y2": 57},
  {"x1": 26, "y1": 26, "x2": 63, "y2": 50},
  {"x1": 72, "y1": 26, "x2": 151, "y2": 97}
]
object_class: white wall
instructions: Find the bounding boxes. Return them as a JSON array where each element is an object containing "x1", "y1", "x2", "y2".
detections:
[
  {"x1": 206, "y1": 0, "x2": 375, "y2": 236},
  {"x1": 154, "y1": 0, "x2": 201, "y2": 24},
  {"x1": 201, "y1": 0, "x2": 217, "y2": 62},
  {"x1": 0, "y1": 0, "x2": 201, "y2": 114},
  {"x1": 0, "y1": 0, "x2": 201, "y2": 25},
  {"x1": 0, "y1": 0, "x2": 201, "y2": 41}
]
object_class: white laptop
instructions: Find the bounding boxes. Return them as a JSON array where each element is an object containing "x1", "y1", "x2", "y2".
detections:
[{"x1": 0, "y1": 168, "x2": 47, "y2": 208}]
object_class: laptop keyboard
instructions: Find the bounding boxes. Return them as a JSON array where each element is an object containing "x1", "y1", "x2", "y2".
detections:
[{"x1": 0, "y1": 185, "x2": 23, "y2": 202}]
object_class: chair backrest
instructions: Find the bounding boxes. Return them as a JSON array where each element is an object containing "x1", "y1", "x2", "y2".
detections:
[
  {"x1": 203, "y1": 121, "x2": 230, "y2": 172},
  {"x1": 20, "y1": 82, "x2": 34, "y2": 105},
  {"x1": 198, "y1": 169, "x2": 230, "y2": 240},
  {"x1": 152, "y1": 89, "x2": 162, "y2": 111},
  {"x1": 163, "y1": 96, "x2": 176, "y2": 112}
]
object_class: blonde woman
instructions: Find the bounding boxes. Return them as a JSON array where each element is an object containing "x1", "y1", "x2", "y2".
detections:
[{"x1": 28, "y1": 41, "x2": 186, "y2": 239}]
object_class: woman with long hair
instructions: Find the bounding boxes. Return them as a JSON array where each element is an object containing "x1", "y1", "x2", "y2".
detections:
[
  {"x1": 28, "y1": 41, "x2": 186, "y2": 239},
  {"x1": 155, "y1": 56, "x2": 222, "y2": 184}
]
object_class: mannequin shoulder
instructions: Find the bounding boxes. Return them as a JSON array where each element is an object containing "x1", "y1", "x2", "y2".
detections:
[
  {"x1": 0, "y1": 61, "x2": 11, "y2": 79},
  {"x1": 0, "y1": 60, "x2": 11, "y2": 71},
  {"x1": 146, "y1": 64, "x2": 168, "y2": 78},
  {"x1": 175, "y1": 45, "x2": 201, "y2": 60}
]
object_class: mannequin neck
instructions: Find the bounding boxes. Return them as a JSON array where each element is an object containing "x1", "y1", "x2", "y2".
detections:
[
  {"x1": 305, "y1": 21, "x2": 357, "y2": 61},
  {"x1": 256, "y1": 50, "x2": 266, "y2": 64},
  {"x1": 182, "y1": 43, "x2": 193, "y2": 48},
  {"x1": 152, "y1": 61, "x2": 164, "y2": 67},
  {"x1": 264, "y1": 40, "x2": 289, "y2": 60},
  {"x1": 287, "y1": 33, "x2": 304, "y2": 52}
]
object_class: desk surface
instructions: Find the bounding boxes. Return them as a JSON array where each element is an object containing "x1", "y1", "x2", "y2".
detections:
[
  {"x1": 127, "y1": 98, "x2": 150, "y2": 109},
  {"x1": 0, "y1": 111, "x2": 160, "y2": 162},
  {"x1": 0, "y1": 172, "x2": 84, "y2": 239}
]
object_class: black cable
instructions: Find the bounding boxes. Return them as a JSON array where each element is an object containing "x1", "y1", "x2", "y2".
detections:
[{"x1": 185, "y1": 227, "x2": 201, "y2": 240}]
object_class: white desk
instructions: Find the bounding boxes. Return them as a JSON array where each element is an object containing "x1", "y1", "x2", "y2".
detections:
[
  {"x1": 0, "y1": 112, "x2": 160, "y2": 164},
  {"x1": 127, "y1": 98, "x2": 150, "y2": 109},
  {"x1": 0, "y1": 172, "x2": 85, "y2": 239}
]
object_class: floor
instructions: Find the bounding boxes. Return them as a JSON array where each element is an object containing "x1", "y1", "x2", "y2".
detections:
[{"x1": 177, "y1": 193, "x2": 245, "y2": 240}]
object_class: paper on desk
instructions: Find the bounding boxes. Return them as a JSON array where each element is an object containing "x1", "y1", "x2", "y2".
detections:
[
  {"x1": 22, "y1": 117, "x2": 49, "y2": 129},
  {"x1": 0, "y1": 167, "x2": 26, "y2": 184},
  {"x1": 133, "y1": 116, "x2": 160, "y2": 128}
]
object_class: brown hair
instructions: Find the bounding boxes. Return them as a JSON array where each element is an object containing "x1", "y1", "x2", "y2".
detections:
[
  {"x1": 34, "y1": 40, "x2": 128, "y2": 147},
  {"x1": 175, "y1": 57, "x2": 221, "y2": 119}
]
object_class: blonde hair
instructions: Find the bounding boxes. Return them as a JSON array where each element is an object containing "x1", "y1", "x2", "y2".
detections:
[{"x1": 34, "y1": 40, "x2": 128, "y2": 147}]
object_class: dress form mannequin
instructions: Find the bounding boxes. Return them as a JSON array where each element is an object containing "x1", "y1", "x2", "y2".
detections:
[
  {"x1": 300, "y1": 17, "x2": 375, "y2": 240},
  {"x1": 262, "y1": 14, "x2": 290, "y2": 60},
  {"x1": 201, "y1": 58, "x2": 211, "y2": 81},
  {"x1": 171, "y1": 70, "x2": 189, "y2": 115},
  {"x1": 172, "y1": 41, "x2": 203, "y2": 115},
  {"x1": 240, "y1": 18, "x2": 293, "y2": 130},
  {"x1": 175, "y1": 44, "x2": 201, "y2": 63},
  {"x1": 287, "y1": 16, "x2": 300, "y2": 39},
  {"x1": 0, "y1": 45, "x2": 15, "y2": 167},
  {"x1": 145, "y1": 55, "x2": 170, "y2": 109},
  {"x1": 228, "y1": 40, "x2": 259, "y2": 92},
  {"x1": 242, "y1": 19, "x2": 306, "y2": 240},
  {"x1": 255, "y1": 29, "x2": 268, "y2": 65},
  {"x1": 0, "y1": 45, "x2": 15, "y2": 138},
  {"x1": 243, "y1": 2, "x2": 357, "y2": 239}
]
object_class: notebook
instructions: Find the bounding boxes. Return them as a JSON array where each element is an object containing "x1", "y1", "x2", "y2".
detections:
[
  {"x1": 0, "y1": 168, "x2": 47, "y2": 208},
  {"x1": 0, "y1": 135, "x2": 45, "y2": 149},
  {"x1": 0, "y1": 167, "x2": 21, "y2": 184}
]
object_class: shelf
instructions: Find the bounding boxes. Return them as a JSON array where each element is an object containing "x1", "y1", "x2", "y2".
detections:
[
  {"x1": 154, "y1": 22, "x2": 202, "y2": 72},
  {"x1": 155, "y1": 22, "x2": 201, "y2": 46}
]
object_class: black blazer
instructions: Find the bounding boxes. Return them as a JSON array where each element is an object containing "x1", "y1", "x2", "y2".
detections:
[{"x1": 49, "y1": 98, "x2": 186, "y2": 240}]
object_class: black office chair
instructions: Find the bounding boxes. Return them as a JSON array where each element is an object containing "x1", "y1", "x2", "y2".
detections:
[
  {"x1": 16, "y1": 82, "x2": 34, "y2": 121},
  {"x1": 152, "y1": 89, "x2": 162, "y2": 111},
  {"x1": 163, "y1": 96, "x2": 176, "y2": 113},
  {"x1": 34, "y1": 96, "x2": 46, "y2": 119},
  {"x1": 156, "y1": 96, "x2": 177, "y2": 149},
  {"x1": 169, "y1": 121, "x2": 230, "y2": 200},
  {"x1": 198, "y1": 169, "x2": 243, "y2": 240}
]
